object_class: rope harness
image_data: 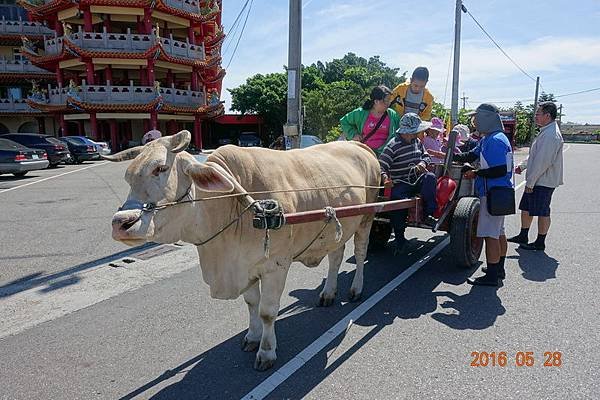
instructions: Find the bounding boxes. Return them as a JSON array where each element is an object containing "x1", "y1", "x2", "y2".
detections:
[{"x1": 118, "y1": 181, "x2": 375, "y2": 259}]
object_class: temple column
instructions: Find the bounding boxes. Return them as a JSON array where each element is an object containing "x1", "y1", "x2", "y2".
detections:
[
  {"x1": 143, "y1": 7, "x2": 152, "y2": 34},
  {"x1": 104, "y1": 66, "x2": 112, "y2": 85},
  {"x1": 194, "y1": 115, "x2": 202, "y2": 149},
  {"x1": 191, "y1": 69, "x2": 198, "y2": 91},
  {"x1": 139, "y1": 66, "x2": 146, "y2": 85},
  {"x1": 167, "y1": 119, "x2": 178, "y2": 134},
  {"x1": 59, "y1": 114, "x2": 67, "y2": 136},
  {"x1": 103, "y1": 15, "x2": 110, "y2": 32},
  {"x1": 188, "y1": 26, "x2": 195, "y2": 44},
  {"x1": 37, "y1": 117, "x2": 46, "y2": 134},
  {"x1": 166, "y1": 69, "x2": 173, "y2": 86},
  {"x1": 150, "y1": 111, "x2": 158, "y2": 130},
  {"x1": 109, "y1": 119, "x2": 119, "y2": 151},
  {"x1": 85, "y1": 60, "x2": 94, "y2": 84},
  {"x1": 147, "y1": 59, "x2": 155, "y2": 84},
  {"x1": 55, "y1": 17, "x2": 63, "y2": 35},
  {"x1": 83, "y1": 7, "x2": 93, "y2": 31},
  {"x1": 90, "y1": 113, "x2": 98, "y2": 140},
  {"x1": 56, "y1": 68, "x2": 64, "y2": 86}
]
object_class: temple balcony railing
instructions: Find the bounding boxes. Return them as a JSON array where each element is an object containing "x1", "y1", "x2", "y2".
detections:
[
  {"x1": 0, "y1": 17, "x2": 54, "y2": 35},
  {"x1": 46, "y1": 82, "x2": 205, "y2": 107},
  {"x1": 43, "y1": 28, "x2": 205, "y2": 60},
  {"x1": 164, "y1": 0, "x2": 200, "y2": 15},
  {"x1": 0, "y1": 97, "x2": 40, "y2": 112},
  {"x1": 0, "y1": 57, "x2": 52, "y2": 74}
]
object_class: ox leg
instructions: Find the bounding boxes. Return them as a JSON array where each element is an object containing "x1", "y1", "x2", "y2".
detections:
[
  {"x1": 255, "y1": 264, "x2": 290, "y2": 371},
  {"x1": 242, "y1": 281, "x2": 261, "y2": 352},
  {"x1": 319, "y1": 244, "x2": 345, "y2": 307},
  {"x1": 350, "y1": 216, "x2": 373, "y2": 302}
]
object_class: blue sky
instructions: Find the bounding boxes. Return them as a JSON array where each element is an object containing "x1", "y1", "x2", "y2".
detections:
[{"x1": 221, "y1": 0, "x2": 600, "y2": 123}]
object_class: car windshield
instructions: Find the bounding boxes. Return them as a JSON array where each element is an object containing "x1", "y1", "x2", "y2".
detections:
[
  {"x1": 47, "y1": 137, "x2": 63, "y2": 145},
  {"x1": 65, "y1": 137, "x2": 87, "y2": 145},
  {"x1": 0, "y1": 138, "x2": 28, "y2": 150}
]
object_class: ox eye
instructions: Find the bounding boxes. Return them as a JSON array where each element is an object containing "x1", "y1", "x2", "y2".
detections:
[{"x1": 152, "y1": 164, "x2": 169, "y2": 176}]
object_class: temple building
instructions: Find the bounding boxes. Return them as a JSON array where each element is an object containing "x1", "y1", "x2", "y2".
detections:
[
  {"x1": 0, "y1": 0, "x2": 55, "y2": 134},
  {"x1": 20, "y1": 0, "x2": 225, "y2": 150}
]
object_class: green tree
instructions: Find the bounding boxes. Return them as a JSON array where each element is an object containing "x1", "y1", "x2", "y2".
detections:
[
  {"x1": 229, "y1": 53, "x2": 406, "y2": 143},
  {"x1": 303, "y1": 80, "x2": 365, "y2": 141}
]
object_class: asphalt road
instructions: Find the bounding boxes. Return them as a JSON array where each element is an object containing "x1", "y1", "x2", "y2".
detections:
[{"x1": 0, "y1": 144, "x2": 598, "y2": 399}]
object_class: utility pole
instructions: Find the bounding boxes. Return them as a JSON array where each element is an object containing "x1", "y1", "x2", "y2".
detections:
[
  {"x1": 284, "y1": 0, "x2": 302, "y2": 149},
  {"x1": 450, "y1": 0, "x2": 466, "y2": 126},
  {"x1": 529, "y1": 76, "x2": 540, "y2": 143},
  {"x1": 460, "y1": 92, "x2": 468, "y2": 110},
  {"x1": 558, "y1": 104, "x2": 563, "y2": 127}
]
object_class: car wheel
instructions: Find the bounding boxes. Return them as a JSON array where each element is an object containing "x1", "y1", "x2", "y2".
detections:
[
  {"x1": 49, "y1": 162, "x2": 59, "y2": 168},
  {"x1": 13, "y1": 172, "x2": 28, "y2": 177}
]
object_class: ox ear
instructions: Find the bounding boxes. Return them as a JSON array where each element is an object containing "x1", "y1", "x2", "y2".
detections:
[
  {"x1": 159, "y1": 130, "x2": 191, "y2": 153},
  {"x1": 185, "y1": 163, "x2": 235, "y2": 193},
  {"x1": 101, "y1": 146, "x2": 143, "y2": 162}
]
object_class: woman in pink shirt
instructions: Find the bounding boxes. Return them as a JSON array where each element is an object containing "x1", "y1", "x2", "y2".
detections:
[{"x1": 340, "y1": 85, "x2": 401, "y2": 155}]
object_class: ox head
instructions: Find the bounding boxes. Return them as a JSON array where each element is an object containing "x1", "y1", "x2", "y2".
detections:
[{"x1": 105, "y1": 130, "x2": 236, "y2": 246}]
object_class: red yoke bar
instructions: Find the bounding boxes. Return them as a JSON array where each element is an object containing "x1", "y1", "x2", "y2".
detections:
[{"x1": 283, "y1": 198, "x2": 420, "y2": 225}]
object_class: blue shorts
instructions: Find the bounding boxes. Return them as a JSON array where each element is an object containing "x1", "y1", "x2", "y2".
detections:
[{"x1": 519, "y1": 186, "x2": 555, "y2": 216}]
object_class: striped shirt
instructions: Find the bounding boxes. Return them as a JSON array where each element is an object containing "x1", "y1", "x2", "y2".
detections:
[{"x1": 379, "y1": 136, "x2": 431, "y2": 184}]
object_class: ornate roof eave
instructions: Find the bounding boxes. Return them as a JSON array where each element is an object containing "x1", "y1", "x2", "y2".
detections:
[
  {"x1": 204, "y1": 31, "x2": 225, "y2": 48},
  {"x1": 25, "y1": 98, "x2": 69, "y2": 112},
  {"x1": 161, "y1": 102, "x2": 223, "y2": 115},
  {"x1": 18, "y1": 0, "x2": 74, "y2": 18},
  {"x1": 0, "y1": 72, "x2": 56, "y2": 82},
  {"x1": 0, "y1": 110, "x2": 50, "y2": 116},
  {"x1": 24, "y1": 39, "x2": 221, "y2": 69},
  {"x1": 27, "y1": 96, "x2": 224, "y2": 116},
  {"x1": 200, "y1": 67, "x2": 225, "y2": 84}
]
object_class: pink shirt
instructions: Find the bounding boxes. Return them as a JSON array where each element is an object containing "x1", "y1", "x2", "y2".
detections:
[
  {"x1": 361, "y1": 113, "x2": 389, "y2": 149},
  {"x1": 422, "y1": 135, "x2": 444, "y2": 163}
]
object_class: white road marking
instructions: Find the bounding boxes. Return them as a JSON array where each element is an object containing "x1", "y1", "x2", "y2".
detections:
[
  {"x1": 0, "y1": 161, "x2": 109, "y2": 194},
  {"x1": 0, "y1": 245, "x2": 197, "y2": 339},
  {"x1": 241, "y1": 237, "x2": 450, "y2": 400}
]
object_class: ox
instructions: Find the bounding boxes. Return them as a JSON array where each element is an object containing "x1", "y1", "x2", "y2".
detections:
[{"x1": 105, "y1": 130, "x2": 379, "y2": 370}]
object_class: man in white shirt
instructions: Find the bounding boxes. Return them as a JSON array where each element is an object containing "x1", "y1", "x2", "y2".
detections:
[{"x1": 508, "y1": 102, "x2": 564, "y2": 251}]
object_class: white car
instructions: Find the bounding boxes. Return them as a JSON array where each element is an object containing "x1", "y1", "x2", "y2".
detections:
[
  {"x1": 284, "y1": 135, "x2": 323, "y2": 150},
  {"x1": 89, "y1": 139, "x2": 111, "y2": 156}
]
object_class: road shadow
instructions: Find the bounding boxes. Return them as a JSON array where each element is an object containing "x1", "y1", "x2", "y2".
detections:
[
  {"x1": 0, "y1": 174, "x2": 43, "y2": 181},
  {"x1": 122, "y1": 236, "x2": 497, "y2": 400},
  {"x1": 510, "y1": 247, "x2": 559, "y2": 282},
  {"x1": 0, "y1": 242, "x2": 160, "y2": 298}
]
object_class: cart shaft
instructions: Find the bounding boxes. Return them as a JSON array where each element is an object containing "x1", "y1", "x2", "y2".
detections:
[{"x1": 283, "y1": 198, "x2": 420, "y2": 225}]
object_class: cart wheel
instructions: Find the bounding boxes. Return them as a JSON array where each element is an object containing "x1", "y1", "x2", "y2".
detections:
[
  {"x1": 368, "y1": 218, "x2": 392, "y2": 251},
  {"x1": 449, "y1": 197, "x2": 483, "y2": 268}
]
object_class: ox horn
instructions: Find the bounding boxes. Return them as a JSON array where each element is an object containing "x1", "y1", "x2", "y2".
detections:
[
  {"x1": 160, "y1": 130, "x2": 191, "y2": 153},
  {"x1": 101, "y1": 146, "x2": 144, "y2": 162}
]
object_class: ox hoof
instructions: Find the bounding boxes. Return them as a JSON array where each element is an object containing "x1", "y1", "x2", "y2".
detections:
[
  {"x1": 348, "y1": 290, "x2": 363, "y2": 303},
  {"x1": 318, "y1": 291, "x2": 336, "y2": 307},
  {"x1": 241, "y1": 338, "x2": 260, "y2": 352},
  {"x1": 254, "y1": 351, "x2": 276, "y2": 371}
]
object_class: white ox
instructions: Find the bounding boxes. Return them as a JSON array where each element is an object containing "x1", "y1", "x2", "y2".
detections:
[{"x1": 106, "y1": 130, "x2": 379, "y2": 370}]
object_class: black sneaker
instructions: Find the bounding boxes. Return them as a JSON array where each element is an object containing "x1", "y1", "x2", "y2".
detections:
[
  {"x1": 422, "y1": 215, "x2": 438, "y2": 229},
  {"x1": 507, "y1": 234, "x2": 528, "y2": 244},
  {"x1": 520, "y1": 242, "x2": 545, "y2": 251},
  {"x1": 467, "y1": 275, "x2": 499, "y2": 286}
]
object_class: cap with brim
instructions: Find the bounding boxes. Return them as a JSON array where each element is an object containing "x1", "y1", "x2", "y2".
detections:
[
  {"x1": 467, "y1": 103, "x2": 499, "y2": 116},
  {"x1": 396, "y1": 112, "x2": 433, "y2": 135}
]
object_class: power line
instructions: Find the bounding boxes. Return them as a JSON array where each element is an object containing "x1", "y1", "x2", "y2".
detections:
[
  {"x1": 554, "y1": 86, "x2": 600, "y2": 98},
  {"x1": 463, "y1": 5, "x2": 537, "y2": 84},
  {"x1": 469, "y1": 86, "x2": 600, "y2": 105},
  {"x1": 225, "y1": 0, "x2": 254, "y2": 70},
  {"x1": 222, "y1": 0, "x2": 251, "y2": 54}
]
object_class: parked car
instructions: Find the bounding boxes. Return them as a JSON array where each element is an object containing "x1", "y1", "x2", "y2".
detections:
[
  {"x1": 0, "y1": 133, "x2": 70, "y2": 167},
  {"x1": 282, "y1": 134, "x2": 324, "y2": 150},
  {"x1": 62, "y1": 135, "x2": 111, "y2": 156},
  {"x1": 217, "y1": 137, "x2": 234, "y2": 146},
  {"x1": 238, "y1": 132, "x2": 261, "y2": 147},
  {"x1": 58, "y1": 137, "x2": 99, "y2": 163},
  {"x1": 0, "y1": 138, "x2": 49, "y2": 177},
  {"x1": 86, "y1": 138, "x2": 111, "y2": 156}
]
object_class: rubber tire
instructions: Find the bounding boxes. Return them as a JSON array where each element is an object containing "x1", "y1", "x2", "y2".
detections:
[
  {"x1": 13, "y1": 171, "x2": 28, "y2": 177},
  {"x1": 449, "y1": 197, "x2": 483, "y2": 268},
  {"x1": 368, "y1": 218, "x2": 392, "y2": 251}
]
